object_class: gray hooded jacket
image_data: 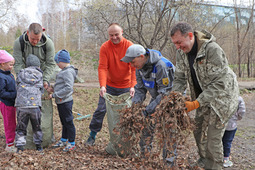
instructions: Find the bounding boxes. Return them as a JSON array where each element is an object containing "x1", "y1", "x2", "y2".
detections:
[
  {"x1": 133, "y1": 49, "x2": 174, "y2": 115},
  {"x1": 52, "y1": 65, "x2": 77, "y2": 104},
  {"x1": 226, "y1": 96, "x2": 245, "y2": 130},
  {"x1": 15, "y1": 66, "x2": 44, "y2": 108}
]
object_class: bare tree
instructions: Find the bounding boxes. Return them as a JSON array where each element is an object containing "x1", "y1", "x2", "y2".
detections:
[{"x1": 233, "y1": 0, "x2": 255, "y2": 77}]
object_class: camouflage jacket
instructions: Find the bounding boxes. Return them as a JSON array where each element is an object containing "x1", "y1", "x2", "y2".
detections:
[
  {"x1": 172, "y1": 30, "x2": 239, "y2": 126},
  {"x1": 15, "y1": 66, "x2": 44, "y2": 108}
]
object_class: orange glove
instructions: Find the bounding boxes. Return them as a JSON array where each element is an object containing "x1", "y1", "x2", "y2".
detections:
[{"x1": 185, "y1": 100, "x2": 200, "y2": 112}]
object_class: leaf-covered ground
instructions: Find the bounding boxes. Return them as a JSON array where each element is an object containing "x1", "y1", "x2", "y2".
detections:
[{"x1": 0, "y1": 87, "x2": 254, "y2": 169}]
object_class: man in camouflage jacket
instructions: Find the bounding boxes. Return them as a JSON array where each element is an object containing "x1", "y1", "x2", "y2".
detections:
[{"x1": 170, "y1": 22, "x2": 239, "y2": 170}]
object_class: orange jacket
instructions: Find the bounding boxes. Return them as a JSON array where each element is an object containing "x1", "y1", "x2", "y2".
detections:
[{"x1": 98, "y1": 38, "x2": 136, "y2": 88}]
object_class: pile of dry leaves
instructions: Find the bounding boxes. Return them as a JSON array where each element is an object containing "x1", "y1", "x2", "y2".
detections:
[{"x1": 115, "y1": 91, "x2": 196, "y2": 169}]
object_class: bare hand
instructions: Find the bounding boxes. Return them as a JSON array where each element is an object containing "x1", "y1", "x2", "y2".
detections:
[
  {"x1": 130, "y1": 87, "x2": 135, "y2": 97},
  {"x1": 48, "y1": 94, "x2": 53, "y2": 99},
  {"x1": 43, "y1": 82, "x2": 49, "y2": 89},
  {"x1": 47, "y1": 85, "x2": 54, "y2": 93},
  {"x1": 100, "y1": 86, "x2": 106, "y2": 97}
]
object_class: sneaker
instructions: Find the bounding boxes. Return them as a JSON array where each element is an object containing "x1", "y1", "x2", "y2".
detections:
[
  {"x1": 36, "y1": 144, "x2": 43, "y2": 152},
  {"x1": 223, "y1": 160, "x2": 233, "y2": 168},
  {"x1": 85, "y1": 136, "x2": 95, "y2": 146},
  {"x1": 16, "y1": 146, "x2": 24, "y2": 153},
  {"x1": 53, "y1": 140, "x2": 67, "y2": 148},
  {"x1": 63, "y1": 143, "x2": 76, "y2": 152},
  {"x1": 5, "y1": 145, "x2": 17, "y2": 153}
]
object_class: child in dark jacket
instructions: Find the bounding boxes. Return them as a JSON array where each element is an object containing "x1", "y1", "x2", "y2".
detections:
[
  {"x1": 15, "y1": 54, "x2": 44, "y2": 153},
  {"x1": 49, "y1": 49, "x2": 77, "y2": 152},
  {"x1": 0, "y1": 50, "x2": 17, "y2": 153}
]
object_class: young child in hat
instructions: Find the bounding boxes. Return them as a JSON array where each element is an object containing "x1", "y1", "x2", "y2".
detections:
[
  {"x1": 49, "y1": 49, "x2": 78, "y2": 152},
  {"x1": 0, "y1": 50, "x2": 17, "y2": 153},
  {"x1": 15, "y1": 54, "x2": 44, "y2": 153},
  {"x1": 222, "y1": 96, "x2": 246, "y2": 167}
]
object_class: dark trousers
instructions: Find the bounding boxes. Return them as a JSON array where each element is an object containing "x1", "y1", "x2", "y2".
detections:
[
  {"x1": 222, "y1": 128, "x2": 237, "y2": 157},
  {"x1": 140, "y1": 122, "x2": 177, "y2": 166},
  {"x1": 15, "y1": 107, "x2": 43, "y2": 146},
  {"x1": 89, "y1": 85, "x2": 129, "y2": 132},
  {"x1": 57, "y1": 100, "x2": 76, "y2": 142}
]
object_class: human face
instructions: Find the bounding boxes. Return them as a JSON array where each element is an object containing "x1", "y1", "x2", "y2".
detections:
[
  {"x1": 57, "y1": 62, "x2": 69, "y2": 69},
  {"x1": 130, "y1": 55, "x2": 146, "y2": 70},
  {"x1": 0, "y1": 59, "x2": 15, "y2": 71},
  {"x1": 171, "y1": 31, "x2": 194, "y2": 54},
  {"x1": 27, "y1": 31, "x2": 42, "y2": 46},
  {"x1": 108, "y1": 25, "x2": 123, "y2": 44}
]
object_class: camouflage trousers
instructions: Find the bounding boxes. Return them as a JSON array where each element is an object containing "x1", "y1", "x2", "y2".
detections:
[
  {"x1": 15, "y1": 107, "x2": 43, "y2": 147},
  {"x1": 194, "y1": 109, "x2": 226, "y2": 170}
]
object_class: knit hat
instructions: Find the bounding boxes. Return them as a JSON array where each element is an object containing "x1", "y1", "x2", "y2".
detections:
[
  {"x1": 121, "y1": 44, "x2": 146, "y2": 63},
  {"x1": 54, "y1": 49, "x2": 70, "y2": 63},
  {"x1": 0, "y1": 50, "x2": 14, "y2": 64},
  {"x1": 26, "y1": 54, "x2": 40, "y2": 67}
]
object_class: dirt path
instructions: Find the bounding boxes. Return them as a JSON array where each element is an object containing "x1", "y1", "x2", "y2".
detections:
[
  {"x1": 227, "y1": 93, "x2": 255, "y2": 169},
  {"x1": 75, "y1": 80, "x2": 255, "y2": 89}
]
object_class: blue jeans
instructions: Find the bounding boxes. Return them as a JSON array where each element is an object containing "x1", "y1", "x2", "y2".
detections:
[
  {"x1": 222, "y1": 128, "x2": 237, "y2": 157},
  {"x1": 89, "y1": 85, "x2": 130, "y2": 132},
  {"x1": 57, "y1": 100, "x2": 76, "y2": 142}
]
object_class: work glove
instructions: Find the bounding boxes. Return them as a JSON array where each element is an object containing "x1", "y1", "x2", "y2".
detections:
[{"x1": 185, "y1": 100, "x2": 200, "y2": 112}]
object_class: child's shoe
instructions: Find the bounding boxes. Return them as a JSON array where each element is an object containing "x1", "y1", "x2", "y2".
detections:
[
  {"x1": 63, "y1": 142, "x2": 76, "y2": 152},
  {"x1": 5, "y1": 145, "x2": 17, "y2": 153},
  {"x1": 223, "y1": 159, "x2": 233, "y2": 168},
  {"x1": 16, "y1": 146, "x2": 24, "y2": 153},
  {"x1": 53, "y1": 140, "x2": 67, "y2": 148},
  {"x1": 36, "y1": 144, "x2": 44, "y2": 154},
  {"x1": 36, "y1": 144, "x2": 43, "y2": 152}
]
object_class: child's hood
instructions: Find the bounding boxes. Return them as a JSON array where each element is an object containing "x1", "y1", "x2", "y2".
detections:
[
  {"x1": 17, "y1": 67, "x2": 43, "y2": 85},
  {"x1": 63, "y1": 65, "x2": 78, "y2": 79}
]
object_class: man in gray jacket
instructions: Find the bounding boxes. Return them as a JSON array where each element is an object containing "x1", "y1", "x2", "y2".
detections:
[
  {"x1": 15, "y1": 54, "x2": 44, "y2": 153},
  {"x1": 121, "y1": 44, "x2": 175, "y2": 165},
  {"x1": 170, "y1": 21, "x2": 239, "y2": 169}
]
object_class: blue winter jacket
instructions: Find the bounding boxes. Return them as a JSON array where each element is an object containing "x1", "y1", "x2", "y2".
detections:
[{"x1": 0, "y1": 69, "x2": 16, "y2": 106}]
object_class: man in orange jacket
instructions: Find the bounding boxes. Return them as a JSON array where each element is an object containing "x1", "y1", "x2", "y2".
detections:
[{"x1": 85, "y1": 23, "x2": 136, "y2": 146}]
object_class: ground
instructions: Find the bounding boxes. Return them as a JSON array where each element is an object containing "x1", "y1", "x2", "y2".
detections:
[{"x1": 0, "y1": 82, "x2": 254, "y2": 169}]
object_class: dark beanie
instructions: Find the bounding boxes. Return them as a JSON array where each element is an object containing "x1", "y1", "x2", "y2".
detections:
[
  {"x1": 26, "y1": 54, "x2": 40, "y2": 67},
  {"x1": 54, "y1": 49, "x2": 70, "y2": 63}
]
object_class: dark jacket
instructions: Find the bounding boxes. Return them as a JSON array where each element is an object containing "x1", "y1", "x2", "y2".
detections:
[{"x1": 0, "y1": 69, "x2": 16, "y2": 106}]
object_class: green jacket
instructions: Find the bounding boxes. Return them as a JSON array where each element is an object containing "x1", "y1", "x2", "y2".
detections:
[
  {"x1": 173, "y1": 30, "x2": 239, "y2": 126},
  {"x1": 13, "y1": 32, "x2": 56, "y2": 83}
]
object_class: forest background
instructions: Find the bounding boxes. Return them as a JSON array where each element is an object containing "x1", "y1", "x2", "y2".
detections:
[
  {"x1": 1, "y1": 0, "x2": 255, "y2": 81},
  {"x1": 1, "y1": 0, "x2": 255, "y2": 169}
]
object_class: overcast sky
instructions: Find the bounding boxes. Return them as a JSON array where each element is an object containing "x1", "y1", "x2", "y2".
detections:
[
  {"x1": 14, "y1": 0, "x2": 252, "y2": 29},
  {"x1": 16, "y1": 0, "x2": 40, "y2": 23}
]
